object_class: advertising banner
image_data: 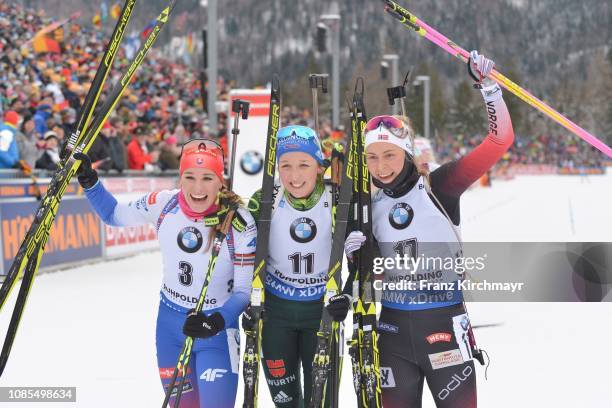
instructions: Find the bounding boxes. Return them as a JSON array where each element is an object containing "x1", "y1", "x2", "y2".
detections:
[
  {"x1": 0, "y1": 197, "x2": 103, "y2": 274},
  {"x1": 0, "y1": 179, "x2": 79, "y2": 200},
  {"x1": 104, "y1": 222, "x2": 158, "y2": 258},
  {"x1": 227, "y1": 89, "x2": 271, "y2": 200}
]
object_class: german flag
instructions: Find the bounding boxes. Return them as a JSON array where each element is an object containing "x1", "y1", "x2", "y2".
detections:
[
  {"x1": 32, "y1": 35, "x2": 61, "y2": 54},
  {"x1": 53, "y1": 27, "x2": 64, "y2": 43}
]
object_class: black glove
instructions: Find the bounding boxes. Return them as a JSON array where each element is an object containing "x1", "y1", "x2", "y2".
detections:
[
  {"x1": 241, "y1": 305, "x2": 263, "y2": 331},
  {"x1": 182, "y1": 310, "x2": 225, "y2": 339},
  {"x1": 73, "y1": 152, "x2": 98, "y2": 189},
  {"x1": 325, "y1": 294, "x2": 351, "y2": 322}
]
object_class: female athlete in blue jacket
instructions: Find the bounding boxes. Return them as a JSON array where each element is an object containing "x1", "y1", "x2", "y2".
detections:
[{"x1": 75, "y1": 139, "x2": 256, "y2": 408}]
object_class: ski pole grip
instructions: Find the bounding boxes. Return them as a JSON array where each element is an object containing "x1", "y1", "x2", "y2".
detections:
[
  {"x1": 309, "y1": 74, "x2": 318, "y2": 89},
  {"x1": 386, "y1": 85, "x2": 407, "y2": 106},
  {"x1": 309, "y1": 74, "x2": 329, "y2": 93},
  {"x1": 232, "y1": 99, "x2": 251, "y2": 120},
  {"x1": 321, "y1": 76, "x2": 328, "y2": 94}
]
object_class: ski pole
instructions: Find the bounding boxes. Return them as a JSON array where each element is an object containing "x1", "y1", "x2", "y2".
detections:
[
  {"x1": 386, "y1": 69, "x2": 412, "y2": 118},
  {"x1": 386, "y1": 70, "x2": 417, "y2": 150},
  {"x1": 162, "y1": 204, "x2": 237, "y2": 408},
  {"x1": 383, "y1": 0, "x2": 612, "y2": 158},
  {"x1": 309, "y1": 74, "x2": 329, "y2": 138},
  {"x1": 228, "y1": 99, "x2": 250, "y2": 190},
  {"x1": 329, "y1": 142, "x2": 345, "y2": 408}
]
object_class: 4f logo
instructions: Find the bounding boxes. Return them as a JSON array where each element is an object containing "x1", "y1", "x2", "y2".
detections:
[{"x1": 200, "y1": 368, "x2": 227, "y2": 382}]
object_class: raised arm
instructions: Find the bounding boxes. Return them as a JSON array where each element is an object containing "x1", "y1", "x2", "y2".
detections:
[
  {"x1": 75, "y1": 152, "x2": 168, "y2": 227},
  {"x1": 432, "y1": 51, "x2": 515, "y2": 198}
]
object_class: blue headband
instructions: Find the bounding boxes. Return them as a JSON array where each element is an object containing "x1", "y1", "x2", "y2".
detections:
[{"x1": 276, "y1": 125, "x2": 324, "y2": 164}]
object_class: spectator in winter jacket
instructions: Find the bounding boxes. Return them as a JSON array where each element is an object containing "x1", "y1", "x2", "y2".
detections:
[
  {"x1": 33, "y1": 101, "x2": 52, "y2": 137},
  {"x1": 157, "y1": 136, "x2": 180, "y2": 170},
  {"x1": 127, "y1": 126, "x2": 158, "y2": 170},
  {"x1": 60, "y1": 107, "x2": 77, "y2": 140},
  {"x1": 88, "y1": 121, "x2": 127, "y2": 172},
  {"x1": 0, "y1": 110, "x2": 21, "y2": 169},
  {"x1": 15, "y1": 114, "x2": 39, "y2": 169},
  {"x1": 35, "y1": 131, "x2": 61, "y2": 171}
]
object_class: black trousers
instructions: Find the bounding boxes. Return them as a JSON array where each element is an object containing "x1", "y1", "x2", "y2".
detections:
[{"x1": 378, "y1": 303, "x2": 477, "y2": 408}]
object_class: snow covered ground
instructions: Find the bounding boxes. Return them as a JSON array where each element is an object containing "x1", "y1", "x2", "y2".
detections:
[{"x1": 0, "y1": 172, "x2": 610, "y2": 407}]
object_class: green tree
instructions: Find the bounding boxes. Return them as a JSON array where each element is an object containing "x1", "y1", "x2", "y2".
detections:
[
  {"x1": 601, "y1": 50, "x2": 612, "y2": 145},
  {"x1": 447, "y1": 80, "x2": 481, "y2": 137}
]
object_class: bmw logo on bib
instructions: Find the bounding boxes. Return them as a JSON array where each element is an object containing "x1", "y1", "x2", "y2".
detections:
[
  {"x1": 177, "y1": 226, "x2": 203, "y2": 253},
  {"x1": 240, "y1": 150, "x2": 263, "y2": 175},
  {"x1": 388, "y1": 203, "x2": 414, "y2": 230},
  {"x1": 290, "y1": 217, "x2": 317, "y2": 243}
]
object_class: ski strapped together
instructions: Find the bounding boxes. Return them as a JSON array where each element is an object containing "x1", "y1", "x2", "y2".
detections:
[
  {"x1": 242, "y1": 75, "x2": 281, "y2": 408},
  {"x1": 309, "y1": 115, "x2": 356, "y2": 408},
  {"x1": 64, "y1": 0, "x2": 138, "y2": 156},
  {"x1": 382, "y1": 0, "x2": 612, "y2": 158},
  {"x1": 161, "y1": 203, "x2": 240, "y2": 408},
  {"x1": 0, "y1": 0, "x2": 178, "y2": 377},
  {"x1": 0, "y1": 0, "x2": 137, "y2": 314},
  {"x1": 347, "y1": 79, "x2": 382, "y2": 408}
]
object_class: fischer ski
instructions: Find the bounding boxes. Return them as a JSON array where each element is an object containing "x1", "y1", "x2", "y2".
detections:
[
  {"x1": 64, "y1": 0, "x2": 137, "y2": 156},
  {"x1": 347, "y1": 79, "x2": 382, "y2": 408},
  {"x1": 0, "y1": 0, "x2": 137, "y2": 315},
  {"x1": 309, "y1": 115, "x2": 356, "y2": 408},
  {"x1": 242, "y1": 75, "x2": 281, "y2": 408},
  {"x1": 0, "y1": 0, "x2": 177, "y2": 377}
]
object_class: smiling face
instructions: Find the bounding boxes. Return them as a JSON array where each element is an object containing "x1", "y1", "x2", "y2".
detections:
[
  {"x1": 179, "y1": 167, "x2": 223, "y2": 213},
  {"x1": 365, "y1": 142, "x2": 406, "y2": 185},
  {"x1": 45, "y1": 137, "x2": 58, "y2": 150},
  {"x1": 24, "y1": 119, "x2": 34, "y2": 133},
  {"x1": 278, "y1": 152, "x2": 322, "y2": 198}
]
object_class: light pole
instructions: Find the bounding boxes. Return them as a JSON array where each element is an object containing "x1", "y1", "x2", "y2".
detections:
[
  {"x1": 383, "y1": 54, "x2": 400, "y2": 115},
  {"x1": 414, "y1": 75, "x2": 430, "y2": 139},
  {"x1": 320, "y1": 8, "x2": 341, "y2": 129},
  {"x1": 202, "y1": 0, "x2": 218, "y2": 137}
]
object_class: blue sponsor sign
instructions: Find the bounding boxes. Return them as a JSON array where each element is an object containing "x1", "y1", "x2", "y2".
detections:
[{"x1": 0, "y1": 197, "x2": 103, "y2": 274}]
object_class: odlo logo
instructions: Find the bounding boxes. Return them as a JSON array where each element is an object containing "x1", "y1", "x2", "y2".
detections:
[
  {"x1": 438, "y1": 366, "x2": 472, "y2": 400},
  {"x1": 200, "y1": 368, "x2": 227, "y2": 382}
]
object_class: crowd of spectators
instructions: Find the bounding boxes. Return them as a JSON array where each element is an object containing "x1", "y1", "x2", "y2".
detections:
[
  {"x1": 433, "y1": 132, "x2": 605, "y2": 170},
  {"x1": 0, "y1": 3, "x2": 606, "y2": 179},
  {"x1": 0, "y1": 2, "x2": 228, "y2": 175}
]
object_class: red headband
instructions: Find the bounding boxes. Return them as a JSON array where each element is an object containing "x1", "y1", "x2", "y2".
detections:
[{"x1": 179, "y1": 145, "x2": 224, "y2": 181}]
